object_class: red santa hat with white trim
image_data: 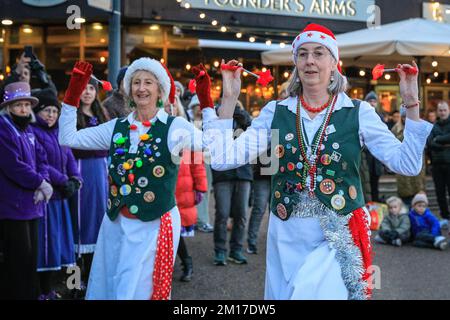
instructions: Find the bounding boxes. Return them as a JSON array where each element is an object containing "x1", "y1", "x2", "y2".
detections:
[
  {"x1": 123, "y1": 57, "x2": 174, "y2": 103},
  {"x1": 292, "y1": 23, "x2": 342, "y2": 73}
]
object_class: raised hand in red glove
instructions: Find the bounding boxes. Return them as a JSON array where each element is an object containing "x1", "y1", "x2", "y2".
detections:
[
  {"x1": 63, "y1": 61, "x2": 93, "y2": 108},
  {"x1": 191, "y1": 64, "x2": 214, "y2": 109}
]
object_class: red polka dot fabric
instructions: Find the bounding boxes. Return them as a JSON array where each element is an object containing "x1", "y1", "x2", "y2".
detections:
[{"x1": 151, "y1": 212, "x2": 174, "y2": 300}]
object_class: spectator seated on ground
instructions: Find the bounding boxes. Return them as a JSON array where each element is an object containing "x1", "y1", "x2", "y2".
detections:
[
  {"x1": 375, "y1": 196, "x2": 410, "y2": 247},
  {"x1": 409, "y1": 193, "x2": 448, "y2": 251}
]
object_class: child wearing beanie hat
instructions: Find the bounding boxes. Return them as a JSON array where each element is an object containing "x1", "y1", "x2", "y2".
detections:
[
  {"x1": 375, "y1": 196, "x2": 410, "y2": 247},
  {"x1": 409, "y1": 193, "x2": 448, "y2": 250}
]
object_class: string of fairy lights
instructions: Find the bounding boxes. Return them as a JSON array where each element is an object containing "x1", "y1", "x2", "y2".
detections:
[{"x1": 174, "y1": 0, "x2": 295, "y2": 81}]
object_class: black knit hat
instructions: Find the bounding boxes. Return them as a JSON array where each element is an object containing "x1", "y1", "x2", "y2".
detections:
[
  {"x1": 88, "y1": 78, "x2": 99, "y2": 93},
  {"x1": 117, "y1": 66, "x2": 128, "y2": 89},
  {"x1": 32, "y1": 88, "x2": 60, "y2": 113}
]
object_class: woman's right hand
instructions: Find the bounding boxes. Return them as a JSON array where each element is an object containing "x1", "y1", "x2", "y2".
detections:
[
  {"x1": 219, "y1": 59, "x2": 242, "y2": 119},
  {"x1": 63, "y1": 61, "x2": 93, "y2": 108}
]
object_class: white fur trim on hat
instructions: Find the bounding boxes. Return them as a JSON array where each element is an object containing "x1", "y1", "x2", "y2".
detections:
[
  {"x1": 292, "y1": 30, "x2": 339, "y2": 64},
  {"x1": 122, "y1": 57, "x2": 170, "y2": 103}
]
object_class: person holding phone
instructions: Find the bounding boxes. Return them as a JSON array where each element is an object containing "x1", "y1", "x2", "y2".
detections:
[{"x1": 1, "y1": 46, "x2": 57, "y2": 98}]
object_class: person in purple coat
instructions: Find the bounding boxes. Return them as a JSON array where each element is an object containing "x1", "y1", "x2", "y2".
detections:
[
  {"x1": 31, "y1": 88, "x2": 82, "y2": 300},
  {"x1": 0, "y1": 82, "x2": 53, "y2": 300}
]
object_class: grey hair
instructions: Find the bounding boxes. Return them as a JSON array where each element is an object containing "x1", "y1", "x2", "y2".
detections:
[
  {"x1": 0, "y1": 104, "x2": 36, "y2": 123},
  {"x1": 287, "y1": 48, "x2": 347, "y2": 97},
  {"x1": 437, "y1": 101, "x2": 449, "y2": 110}
]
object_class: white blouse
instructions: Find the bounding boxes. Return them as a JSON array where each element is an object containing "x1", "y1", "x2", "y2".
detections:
[
  {"x1": 202, "y1": 92, "x2": 433, "y2": 176},
  {"x1": 58, "y1": 104, "x2": 203, "y2": 154}
]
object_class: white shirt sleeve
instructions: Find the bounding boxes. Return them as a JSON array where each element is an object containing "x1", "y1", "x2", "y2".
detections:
[
  {"x1": 202, "y1": 101, "x2": 275, "y2": 171},
  {"x1": 58, "y1": 103, "x2": 116, "y2": 150},
  {"x1": 167, "y1": 116, "x2": 203, "y2": 155},
  {"x1": 359, "y1": 101, "x2": 433, "y2": 176}
]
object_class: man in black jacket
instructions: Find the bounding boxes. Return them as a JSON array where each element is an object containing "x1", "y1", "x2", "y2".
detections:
[
  {"x1": 212, "y1": 103, "x2": 253, "y2": 266},
  {"x1": 427, "y1": 101, "x2": 450, "y2": 228}
]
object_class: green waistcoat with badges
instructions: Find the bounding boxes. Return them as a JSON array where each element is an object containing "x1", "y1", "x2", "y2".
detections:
[
  {"x1": 269, "y1": 99, "x2": 365, "y2": 220},
  {"x1": 106, "y1": 116, "x2": 179, "y2": 222}
]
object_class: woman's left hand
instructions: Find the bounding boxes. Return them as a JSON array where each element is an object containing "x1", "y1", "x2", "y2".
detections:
[{"x1": 397, "y1": 61, "x2": 419, "y2": 106}]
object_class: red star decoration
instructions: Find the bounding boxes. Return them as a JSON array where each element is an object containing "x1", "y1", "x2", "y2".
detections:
[
  {"x1": 306, "y1": 32, "x2": 313, "y2": 37},
  {"x1": 320, "y1": 35, "x2": 326, "y2": 39}
]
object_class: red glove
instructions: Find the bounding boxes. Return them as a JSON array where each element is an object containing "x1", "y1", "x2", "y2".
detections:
[
  {"x1": 191, "y1": 64, "x2": 214, "y2": 110},
  {"x1": 63, "y1": 61, "x2": 93, "y2": 108}
]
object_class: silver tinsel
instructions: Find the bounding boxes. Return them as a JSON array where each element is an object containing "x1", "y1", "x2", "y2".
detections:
[{"x1": 291, "y1": 191, "x2": 368, "y2": 300}]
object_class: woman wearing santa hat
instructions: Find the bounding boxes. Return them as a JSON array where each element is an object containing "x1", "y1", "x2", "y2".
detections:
[
  {"x1": 58, "y1": 58, "x2": 203, "y2": 300},
  {"x1": 197, "y1": 23, "x2": 433, "y2": 299}
]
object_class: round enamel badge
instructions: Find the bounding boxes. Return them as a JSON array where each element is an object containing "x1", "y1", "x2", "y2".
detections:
[
  {"x1": 110, "y1": 185, "x2": 118, "y2": 197},
  {"x1": 285, "y1": 133, "x2": 294, "y2": 141},
  {"x1": 349, "y1": 185, "x2": 358, "y2": 200},
  {"x1": 143, "y1": 191, "x2": 155, "y2": 203},
  {"x1": 153, "y1": 165, "x2": 165, "y2": 178},
  {"x1": 119, "y1": 184, "x2": 132, "y2": 196},
  {"x1": 287, "y1": 162, "x2": 295, "y2": 171},
  {"x1": 274, "y1": 145, "x2": 285, "y2": 158},
  {"x1": 276, "y1": 203, "x2": 288, "y2": 220},
  {"x1": 331, "y1": 194, "x2": 346, "y2": 210},
  {"x1": 319, "y1": 179, "x2": 335, "y2": 195},
  {"x1": 320, "y1": 154, "x2": 332, "y2": 166},
  {"x1": 129, "y1": 205, "x2": 139, "y2": 214},
  {"x1": 137, "y1": 177, "x2": 148, "y2": 188}
]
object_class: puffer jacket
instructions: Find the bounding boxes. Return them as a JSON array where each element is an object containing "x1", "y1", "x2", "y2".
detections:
[
  {"x1": 427, "y1": 117, "x2": 450, "y2": 164},
  {"x1": 175, "y1": 151, "x2": 207, "y2": 227}
]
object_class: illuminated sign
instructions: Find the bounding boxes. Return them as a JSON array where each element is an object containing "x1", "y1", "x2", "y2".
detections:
[
  {"x1": 22, "y1": 0, "x2": 67, "y2": 6},
  {"x1": 184, "y1": 0, "x2": 375, "y2": 22}
]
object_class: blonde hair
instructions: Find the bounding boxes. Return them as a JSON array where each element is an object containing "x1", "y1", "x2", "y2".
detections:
[
  {"x1": 386, "y1": 196, "x2": 403, "y2": 208},
  {"x1": 287, "y1": 47, "x2": 347, "y2": 97}
]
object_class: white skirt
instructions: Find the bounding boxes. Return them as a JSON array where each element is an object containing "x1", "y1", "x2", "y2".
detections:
[
  {"x1": 85, "y1": 207, "x2": 181, "y2": 300},
  {"x1": 264, "y1": 214, "x2": 348, "y2": 300}
]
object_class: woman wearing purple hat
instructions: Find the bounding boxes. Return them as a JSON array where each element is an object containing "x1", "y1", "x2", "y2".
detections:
[
  {"x1": 31, "y1": 88, "x2": 82, "y2": 300},
  {"x1": 0, "y1": 81, "x2": 53, "y2": 299}
]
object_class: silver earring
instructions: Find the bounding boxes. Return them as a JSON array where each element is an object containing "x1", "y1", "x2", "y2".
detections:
[{"x1": 330, "y1": 74, "x2": 335, "y2": 82}]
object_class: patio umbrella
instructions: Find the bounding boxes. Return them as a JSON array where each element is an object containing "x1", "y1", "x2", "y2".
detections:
[{"x1": 261, "y1": 18, "x2": 450, "y2": 72}]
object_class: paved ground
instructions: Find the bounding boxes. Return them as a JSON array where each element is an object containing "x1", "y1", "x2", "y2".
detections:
[{"x1": 172, "y1": 193, "x2": 450, "y2": 300}]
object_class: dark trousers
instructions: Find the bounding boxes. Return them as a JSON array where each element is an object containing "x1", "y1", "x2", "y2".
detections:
[
  {"x1": 177, "y1": 237, "x2": 189, "y2": 260},
  {"x1": 432, "y1": 164, "x2": 450, "y2": 219},
  {"x1": 213, "y1": 180, "x2": 251, "y2": 253},
  {"x1": 0, "y1": 219, "x2": 39, "y2": 300},
  {"x1": 379, "y1": 230, "x2": 410, "y2": 243},
  {"x1": 247, "y1": 179, "x2": 271, "y2": 248},
  {"x1": 370, "y1": 173, "x2": 380, "y2": 202},
  {"x1": 413, "y1": 231, "x2": 437, "y2": 249}
]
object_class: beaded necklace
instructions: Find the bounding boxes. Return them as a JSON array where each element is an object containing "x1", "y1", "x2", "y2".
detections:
[
  {"x1": 295, "y1": 95, "x2": 337, "y2": 195},
  {"x1": 300, "y1": 95, "x2": 332, "y2": 113}
]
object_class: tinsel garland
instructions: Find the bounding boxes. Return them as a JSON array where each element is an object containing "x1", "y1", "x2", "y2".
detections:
[{"x1": 291, "y1": 191, "x2": 368, "y2": 300}]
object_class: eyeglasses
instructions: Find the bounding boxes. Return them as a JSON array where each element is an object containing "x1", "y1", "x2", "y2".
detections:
[{"x1": 297, "y1": 50, "x2": 330, "y2": 61}]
